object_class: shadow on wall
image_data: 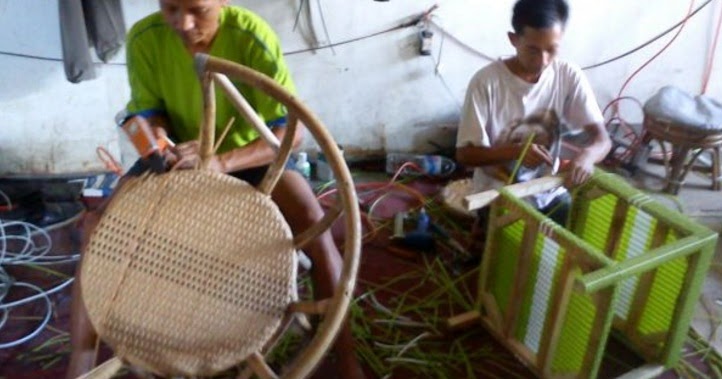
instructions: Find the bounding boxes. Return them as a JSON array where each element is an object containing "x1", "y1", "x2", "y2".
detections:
[
  {"x1": 0, "y1": 58, "x2": 63, "y2": 102},
  {"x1": 0, "y1": 0, "x2": 68, "y2": 102},
  {"x1": 412, "y1": 122, "x2": 458, "y2": 154},
  {"x1": 385, "y1": 120, "x2": 459, "y2": 154}
]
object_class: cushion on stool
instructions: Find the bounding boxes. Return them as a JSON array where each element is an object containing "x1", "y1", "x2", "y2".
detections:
[{"x1": 643, "y1": 86, "x2": 722, "y2": 132}]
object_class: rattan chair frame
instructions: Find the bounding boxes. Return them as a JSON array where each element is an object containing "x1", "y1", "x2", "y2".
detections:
[{"x1": 80, "y1": 54, "x2": 361, "y2": 379}]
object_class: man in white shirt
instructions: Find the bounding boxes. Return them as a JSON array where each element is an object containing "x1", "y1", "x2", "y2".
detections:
[{"x1": 456, "y1": 0, "x2": 611, "y2": 224}]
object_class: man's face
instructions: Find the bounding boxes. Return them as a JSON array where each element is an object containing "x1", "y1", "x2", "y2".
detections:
[
  {"x1": 159, "y1": 0, "x2": 227, "y2": 49},
  {"x1": 508, "y1": 24, "x2": 563, "y2": 77}
]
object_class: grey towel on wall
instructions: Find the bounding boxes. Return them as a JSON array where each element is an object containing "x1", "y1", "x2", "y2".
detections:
[{"x1": 59, "y1": 0, "x2": 126, "y2": 83}]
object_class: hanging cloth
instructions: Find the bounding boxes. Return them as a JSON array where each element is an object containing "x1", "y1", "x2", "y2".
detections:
[{"x1": 59, "y1": 0, "x2": 126, "y2": 83}]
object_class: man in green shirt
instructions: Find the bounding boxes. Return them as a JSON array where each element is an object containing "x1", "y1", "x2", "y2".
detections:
[{"x1": 66, "y1": 1, "x2": 365, "y2": 378}]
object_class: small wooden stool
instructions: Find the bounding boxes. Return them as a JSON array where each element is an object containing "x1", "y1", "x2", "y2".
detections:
[{"x1": 641, "y1": 114, "x2": 722, "y2": 194}]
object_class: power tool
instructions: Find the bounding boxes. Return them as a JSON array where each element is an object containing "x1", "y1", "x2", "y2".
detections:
[
  {"x1": 392, "y1": 208, "x2": 470, "y2": 259},
  {"x1": 120, "y1": 117, "x2": 172, "y2": 174}
]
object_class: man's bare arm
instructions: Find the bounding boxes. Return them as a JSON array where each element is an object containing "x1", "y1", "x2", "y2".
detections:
[
  {"x1": 170, "y1": 119, "x2": 305, "y2": 173},
  {"x1": 215, "y1": 120, "x2": 305, "y2": 172},
  {"x1": 566, "y1": 122, "x2": 611, "y2": 186},
  {"x1": 456, "y1": 143, "x2": 554, "y2": 169}
]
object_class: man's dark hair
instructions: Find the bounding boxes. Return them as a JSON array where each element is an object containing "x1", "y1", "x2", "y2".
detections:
[{"x1": 511, "y1": 0, "x2": 569, "y2": 35}]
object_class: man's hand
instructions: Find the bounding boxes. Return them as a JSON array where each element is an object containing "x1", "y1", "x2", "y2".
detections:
[
  {"x1": 169, "y1": 140, "x2": 225, "y2": 173},
  {"x1": 566, "y1": 152, "x2": 595, "y2": 187},
  {"x1": 519, "y1": 144, "x2": 554, "y2": 168},
  {"x1": 563, "y1": 122, "x2": 610, "y2": 188}
]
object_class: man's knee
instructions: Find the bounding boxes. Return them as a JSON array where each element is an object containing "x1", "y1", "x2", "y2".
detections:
[{"x1": 275, "y1": 171, "x2": 325, "y2": 226}]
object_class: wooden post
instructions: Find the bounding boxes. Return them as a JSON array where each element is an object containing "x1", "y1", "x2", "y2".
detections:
[
  {"x1": 199, "y1": 72, "x2": 216, "y2": 169},
  {"x1": 503, "y1": 217, "x2": 538, "y2": 338},
  {"x1": 464, "y1": 176, "x2": 565, "y2": 211}
]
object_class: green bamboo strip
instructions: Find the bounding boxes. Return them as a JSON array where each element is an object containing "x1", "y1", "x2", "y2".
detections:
[{"x1": 579, "y1": 233, "x2": 717, "y2": 293}]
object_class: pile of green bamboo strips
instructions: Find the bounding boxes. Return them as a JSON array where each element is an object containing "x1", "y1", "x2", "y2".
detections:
[
  {"x1": 12, "y1": 174, "x2": 722, "y2": 378},
  {"x1": 350, "y1": 256, "x2": 530, "y2": 379}
]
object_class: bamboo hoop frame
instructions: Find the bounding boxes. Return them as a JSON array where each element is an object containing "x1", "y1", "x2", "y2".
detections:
[
  {"x1": 194, "y1": 53, "x2": 361, "y2": 379},
  {"x1": 79, "y1": 54, "x2": 360, "y2": 379}
]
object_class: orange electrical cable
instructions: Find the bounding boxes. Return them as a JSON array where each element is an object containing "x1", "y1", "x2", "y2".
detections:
[
  {"x1": 603, "y1": 0, "x2": 696, "y2": 165},
  {"x1": 316, "y1": 160, "x2": 432, "y2": 243},
  {"x1": 615, "y1": 0, "x2": 695, "y2": 103},
  {"x1": 701, "y1": 1, "x2": 722, "y2": 94},
  {"x1": 96, "y1": 147, "x2": 123, "y2": 175}
]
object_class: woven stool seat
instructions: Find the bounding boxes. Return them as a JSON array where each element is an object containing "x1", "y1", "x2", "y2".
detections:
[
  {"x1": 81, "y1": 170, "x2": 297, "y2": 377},
  {"x1": 640, "y1": 86, "x2": 722, "y2": 194},
  {"x1": 642, "y1": 114, "x2": 722, "y2": 194}
]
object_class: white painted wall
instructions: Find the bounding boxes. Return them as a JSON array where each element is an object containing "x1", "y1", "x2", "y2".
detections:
[{"x1": 1, "y1": 0, "x2": 721, "y2": 176}]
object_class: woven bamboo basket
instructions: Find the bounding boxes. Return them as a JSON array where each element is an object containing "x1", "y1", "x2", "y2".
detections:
[{"x1": 475, "y1": 171, "x2": 717, "y2": 379}]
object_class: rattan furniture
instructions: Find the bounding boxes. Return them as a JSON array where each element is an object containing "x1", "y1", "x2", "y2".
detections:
[
  {"x1": 448, "y1": 172, "x2": 718, "y2": 379},
  {"x1": 78, "y1": 54, "x2": 361, "y2": 379},
  {"x1": 641, "y1": 113, "x2": 722, "y2": 194}
]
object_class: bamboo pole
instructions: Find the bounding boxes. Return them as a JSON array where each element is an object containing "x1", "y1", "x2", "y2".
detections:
[
  {"x1": 257, "y1": 113, "x2": 298, "y2": 195},
  {"x1": 288, "y1": 299, "x2": 330, "y2": 315},
  {"x1": 539, "y1": 262, "x2": 577, "y2": 376},
  {"x1": 464, "y1": 176, "x2": 565, "y2": 211},
  {"x1": 199, "y1": 73, "x2": 216, "y2": 169},
  {"x1": 503, "y1": 217, "x2": 538, "y2": 337},
  {"x1": 211, "y1": 72, "x2": 281, "y2": 150},
  {"x1": 446, "y1": 310, "x2": 481, "y2": 331},
  {"x1": 293, "y1": 204, "x2": 343, "y2": 250},
  {"x1": 247, "y1": 352, "x2": 279, "y2": 379},
  {"x1": 578, "y1": 233, "x2": 717, "y2": 292},
  {"x1": 76, "y1": 357, "x2": 123, "y2": 379}
]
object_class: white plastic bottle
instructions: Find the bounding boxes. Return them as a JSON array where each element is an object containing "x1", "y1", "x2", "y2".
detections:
[
  {"x1": 316, "y1": 145, "x2": 344, "y2": 182},
  {"x1": 295, "y1": 151, "x2": 311, "y2": 179},
  {"x1": 385, "y1": 153, "x2": 456, "y2": 177}
]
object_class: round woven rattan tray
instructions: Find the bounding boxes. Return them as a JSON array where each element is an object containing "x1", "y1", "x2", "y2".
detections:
[{"x1": 81, "y1": 170, "x2": 297, "y2": 376}]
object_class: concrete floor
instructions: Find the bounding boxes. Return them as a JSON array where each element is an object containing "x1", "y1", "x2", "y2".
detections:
[{"x1": 619, "y1": 159, "x2": 722, "y2": 355}]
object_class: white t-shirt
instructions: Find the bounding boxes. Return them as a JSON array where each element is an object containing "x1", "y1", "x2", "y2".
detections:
[{"x1": 456, "y1": 59, "x2": 604, "y2": 209}]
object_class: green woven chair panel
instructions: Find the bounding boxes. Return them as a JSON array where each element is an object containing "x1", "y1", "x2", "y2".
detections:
[
  {"x1": 489, "y1": 219, "x2": 525, "y2": 320},
  {"x1": 568, "y1": 172, "x2": 714, "y2": 367},
  {"x1": 484, "y1": 193, "x2": 613, "y2": 378},
  {"x1": 515, "y1": 233, "x2": 568, "y2": 354},
  {"x1": 573, "y1": 182, "x2": 689, "y2": 352},
  {"x1": 478, "y1": 172, "x2": 718, "y2": 376},
  {"x1": 576, "y1": 193, "x2": 616, "y2": 252},
  {"x1": 637, "y1": 254, "x2": 686, "y2": 336},
  {"x1": 551, "y1": 291, "x2": 596, "y2": 373},
  {"x1": 612, "y1": 206, "x2": 659, "y2": 319}
]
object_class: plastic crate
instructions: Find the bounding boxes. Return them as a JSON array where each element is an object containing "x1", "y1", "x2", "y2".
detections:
[{"x1": 477, "y1": 172, "x2": 718, "y2": 378}]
